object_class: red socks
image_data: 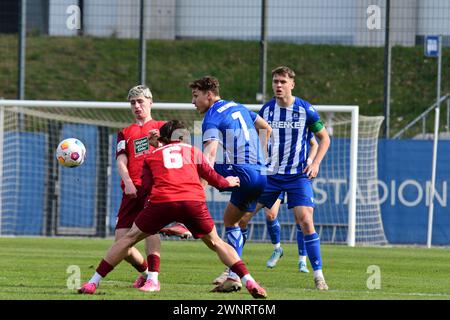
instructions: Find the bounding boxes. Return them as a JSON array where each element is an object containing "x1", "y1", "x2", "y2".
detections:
[
  {"x1": 96, "y1": 259, "x2": 114, "y2": 277},
  {"x1": 147, "y1": 254, "x2": 160, "y2": 272},
  {"x1": 230, "y1": 260, "x2": 249, "y2": 278},
  {"x1": 132, "y1": 260, "x2": 148, "y2": 273}
]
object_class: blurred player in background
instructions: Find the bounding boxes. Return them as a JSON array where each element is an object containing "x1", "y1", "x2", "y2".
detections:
[
  {"x1": 243, "y1": 66, "x2": 330, "y2": 290},
  {"x1": 190, "y1": 76, "x2": 272, "y2": 293},
  {"x1": 86, "y1": 85, "x2": 192, "y2": 292},
  {"x1": 239, "y1": 134, "x2": 318, "y2": 273},
  {"x1": 79, "y1": 120, "x2": 267, "y2": 299}
]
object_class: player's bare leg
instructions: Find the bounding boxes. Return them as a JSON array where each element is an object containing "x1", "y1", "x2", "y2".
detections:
[
  {"x1": 212, "y1": 203, "x2": 263, "y2": 286},
  {"x1": 106, "y1": 225, "x2": 149, "y2": 267},
  {"x1": 212, "y1": 202, "x2": 246, "y2": 288},
  {"x1": 78, "y1": 225, "x2": 149, "y2": 294},
  {"x1": 293, "y1": 206, "x2": 328, "y2": 290},
  {"x1": 115, "y1": 228, "x2": 146, "y2": 266},
  {"x1": 213, "y1": 203, "x2": 265, "y2": 287},
  {"x1": 238, "y1": 202, "x2": 265, "y2": 230},
  {"x1": 115, "y1": 228, "x2": 150, "y2": 288},
  {"x1": 201, "y1": 226, "x2": 267, "y2": 299},
  {"x1": 239, "y1": 203, "x2": 265, "y2": 257}
]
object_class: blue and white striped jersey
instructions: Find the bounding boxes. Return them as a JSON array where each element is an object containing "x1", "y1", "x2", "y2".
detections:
[
  {"x1": 259, "y1": 97, "x2": 320, "y2": 175},
  {"x1": 202, "y1": 100, "x2": 264, "y2": 167}
]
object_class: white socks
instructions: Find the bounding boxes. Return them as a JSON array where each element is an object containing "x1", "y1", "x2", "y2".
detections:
[
  {"x1": 241, "y1": 274, "x2": 255, "y2": 286},
  {"x1": 314, "y1": 269, "x2": 324, "y2": 279},
  {"x1": 147, "y1": 271, "x2": 159, "y2": 282},
  {"x1": 89, "y1": 272, "x2": 103, "y2": 285}
]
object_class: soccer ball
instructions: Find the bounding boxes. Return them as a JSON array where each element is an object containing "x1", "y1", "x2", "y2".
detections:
[{"x1": 56, "y1": 138, "x2": 86, "y2": 167}]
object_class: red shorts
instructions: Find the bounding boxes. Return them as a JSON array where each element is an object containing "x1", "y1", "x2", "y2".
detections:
[
  {"x1": 115, "y1": 186, "x2": 148, "y2": 229},
  {"x1": 134, "y1": 201, "x2": 214, "y2": 239}
]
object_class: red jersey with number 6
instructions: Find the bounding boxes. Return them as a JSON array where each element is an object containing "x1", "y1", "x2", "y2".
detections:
[
  {"x1": 141, "y1": 142, "x2": 231, "y2": 203},
  {"x1": 116, "y1": 120, "x2": 166, "y2": 188}
]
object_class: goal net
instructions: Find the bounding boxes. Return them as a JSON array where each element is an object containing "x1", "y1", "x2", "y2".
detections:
[{"x1": 0, "y1": 100, "x2": 386, "y2": 245}]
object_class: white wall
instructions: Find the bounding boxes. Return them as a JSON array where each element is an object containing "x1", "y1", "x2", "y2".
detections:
[
  {"x1": 49, "y1": 0, "x2": 78, "y2": 36},
  {"x1": 267, "y1": 0, "x2": 356, "y2": 43},
  {"x1": 49, "y1": 0, "x2": 175, "y2": 39},
  {"x1": 175, "y1": 0, "x2": 261, "y2": 40},
  {"x1": 84, "y1": 0, "x2": 119, "y2": 37},
  {"x1": 176, "y1": 0, "x2": 356, "y2": 43},
  {"x1": 417, "y1": 0, "x2": 450, "y2": 36},
  {"x1": 48, "y1": 0, "x2": 450, "y2": 45}
]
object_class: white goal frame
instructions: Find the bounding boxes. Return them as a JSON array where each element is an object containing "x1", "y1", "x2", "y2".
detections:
[{"x1": 0, "y1": 100, "x2": 358, "y2": 246}]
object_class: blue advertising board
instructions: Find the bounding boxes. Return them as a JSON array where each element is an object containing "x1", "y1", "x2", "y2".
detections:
[{"x1": 378, "y1": 139, "x2": 450, "y2": 245}]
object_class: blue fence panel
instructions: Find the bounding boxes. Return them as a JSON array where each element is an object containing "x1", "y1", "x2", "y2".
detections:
[
  {"x1": 58, "y1": 125, "x2": 97, "y2": 229},
  {"x1": 1, "y1": 132, "x2": 45, "y2": 235},
  {"x1": 378, "y1": 140, "x2": 450, "y2": 245},
  {"x1": 5, "y1": 130, "x2": 444, "y2": 244}
]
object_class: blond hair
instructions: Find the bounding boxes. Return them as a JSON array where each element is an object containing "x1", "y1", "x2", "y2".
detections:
[{"x1": 127, "y1": 85, "x2": 153, "y2": 100}]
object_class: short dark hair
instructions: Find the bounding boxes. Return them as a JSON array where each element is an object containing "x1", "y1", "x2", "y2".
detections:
[
  {"x1": 272, "y1": 66, "x2": 296, "y2": 79},
  {"x1": 189, "y1": 76, "x2": 220, "y2": 96},
  {"x1": 158, "y1": 120, "x2": 190, "y2": 144}
]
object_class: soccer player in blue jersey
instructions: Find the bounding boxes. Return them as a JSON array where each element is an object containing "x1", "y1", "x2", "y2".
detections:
[
  {"x1": 190, "y1": 76, "x2": 272, "y2": 293},
  {"x1": 242, "y1": 66, "x2": 330, "y2": 290},
  {"x1": 240, "y1": 133, "x2": 318, "y2": 273}
]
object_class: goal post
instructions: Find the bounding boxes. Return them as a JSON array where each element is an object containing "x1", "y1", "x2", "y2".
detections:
[
  {"x1": 0, "y1": 99, "x2": 386, "y2": 245},
  {"x1": 0, "y1": 106, "x2": 4, "y2": 236}
]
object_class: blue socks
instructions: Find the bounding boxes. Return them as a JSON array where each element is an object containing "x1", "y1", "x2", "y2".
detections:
[
  {"x1": 226, "y1": 226, "x2": 244, "y2": 257},
  {"x1": 296, "y1": 224, "x2": 307, "y2": 256},
  {"x1": 266, "y1": 218, "x2": 281, "y2": 245},
  {"x1": 304, "y1": 232, "x2": 322, "y2": 271}
]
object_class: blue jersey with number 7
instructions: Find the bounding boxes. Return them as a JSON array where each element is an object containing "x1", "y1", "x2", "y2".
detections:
[{"x1": 202, "y1": 99, "x2": 264, "y2": 167}]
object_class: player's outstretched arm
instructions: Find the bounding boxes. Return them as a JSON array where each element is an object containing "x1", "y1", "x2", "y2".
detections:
[
  {"x1": 225, "y1": 176, "x2": 240, "y2": 187},
  {"x1": 200, "y1": 139, "x2": 219, "y2": 188},
  {"x1": 194, "y1": 148, "x2": 235, "y2": 190}
]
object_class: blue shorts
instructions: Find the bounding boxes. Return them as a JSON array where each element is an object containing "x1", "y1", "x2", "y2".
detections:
[
  {"x1": 258, "y1": 174, "x2": 315, "y2": 210},
  {"x1": 214, "y1": 164, "x2": 267, "y2": 212}
]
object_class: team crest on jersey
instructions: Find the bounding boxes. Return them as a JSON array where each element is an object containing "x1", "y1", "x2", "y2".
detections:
[
  {"x1": 134, "y1": 137, "x2": 149, "y2": 154},
  {"x1": 269, "y1": 111, "x2": 273, "y2": 117},
  {"x1": 292, "y1": 112, "x2": 299, "y2": 120}
]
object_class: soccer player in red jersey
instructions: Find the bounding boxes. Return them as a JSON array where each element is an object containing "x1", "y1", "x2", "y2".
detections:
[
  {"x1": 95, "y1": 85, "x2": 191, "y2": 290},
  {"x1": 78, "y1": 120, "x2": 267, "y2": 299}
]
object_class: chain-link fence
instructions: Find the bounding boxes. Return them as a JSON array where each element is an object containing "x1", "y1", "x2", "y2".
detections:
[{"x1": 1, "y1": 0, "x2": 449, "y2": 137}]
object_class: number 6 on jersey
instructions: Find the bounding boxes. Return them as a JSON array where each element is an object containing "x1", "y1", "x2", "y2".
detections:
[{"x1": 162, "y1": 145, "x2": 183, "y2": 169}]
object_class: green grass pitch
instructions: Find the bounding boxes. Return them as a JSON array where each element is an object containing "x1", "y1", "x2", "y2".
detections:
[{"x1": 0, "y1": 237, "x2": 449, "y2": 300}]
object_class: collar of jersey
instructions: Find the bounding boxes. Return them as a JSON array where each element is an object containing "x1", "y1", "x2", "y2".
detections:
[{"x1": 212, "y1": 99, "x2": 227, "y2": 109}]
